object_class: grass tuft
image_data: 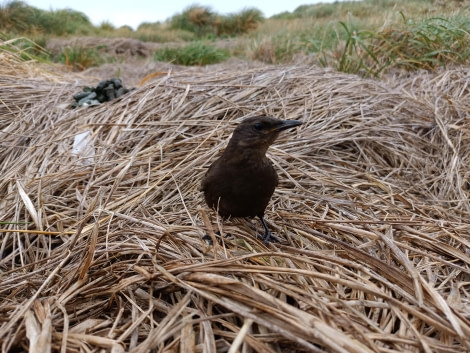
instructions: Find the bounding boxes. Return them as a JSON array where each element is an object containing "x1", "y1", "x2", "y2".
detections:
[
  {"x1": 320, "y1": 14, "x2": 470, "y2": 76},
  {"x1": 57, "y1": 45, "x2": 103, "y2": 70},
  {"x1": 153, "y1": 42, "x2": 230, "y2": 65}
]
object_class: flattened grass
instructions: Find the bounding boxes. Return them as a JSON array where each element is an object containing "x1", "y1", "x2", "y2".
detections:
[{"x1": 1, "y1": 49, "x2": 470, "y2": 352}]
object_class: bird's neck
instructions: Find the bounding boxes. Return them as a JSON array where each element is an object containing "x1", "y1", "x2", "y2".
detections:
[{"x1": 223, "y1": 140, "x2": 269, "y2": 165}]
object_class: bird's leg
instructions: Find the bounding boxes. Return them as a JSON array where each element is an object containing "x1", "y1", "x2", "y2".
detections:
[
  {"x1": 202, "y1": 231, "x2": 220, "y2": 245},
  {"x1": 258, "y1": 215, "x2": 279, "y2": 244}
]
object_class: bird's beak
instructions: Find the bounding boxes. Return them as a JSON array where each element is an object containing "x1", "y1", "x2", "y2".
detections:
[{"x1": 273, "y1": 119, "x2": 302, "y2": 132}]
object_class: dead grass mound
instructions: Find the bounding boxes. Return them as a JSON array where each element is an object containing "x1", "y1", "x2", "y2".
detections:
[
  {"x1": 46, "y1": 37, "x2": 155, "y2": 59},
  {"x1": 1, "y1": 54, "x2": 470, "y2": 353}
]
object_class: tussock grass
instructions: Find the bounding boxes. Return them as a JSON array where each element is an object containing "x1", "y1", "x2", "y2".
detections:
[
  {"x1": 250, "y1": 10, "x2": 470, "y2": 75},
  {"x1": 1, "y1": 50, "x2": 470, "y2": 352},
  {"x1": 169, "y1": 5, "x2": 263, "y2": 38},
  {"x1": 321, "y1": 14, "x2": 470, "y2": 76},
  {"x1": 0, "y1": 0, "x2": 92, "y2": 36},
  {"x1": 56, "y1": 45, "x2": 104, "y2": 71},
  {"x1": 154, "y1": 42, "x2": 230, "y2": 66}
]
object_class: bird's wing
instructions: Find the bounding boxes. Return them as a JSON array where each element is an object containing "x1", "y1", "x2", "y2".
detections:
[{"x1": 200, "y1": 160, "x2": 218, "y2": 192}]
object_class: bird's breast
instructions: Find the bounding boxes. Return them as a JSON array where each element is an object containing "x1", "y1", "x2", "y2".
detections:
[{"x1": 202, "y1": 157, "x2": 278, "y2": 218}]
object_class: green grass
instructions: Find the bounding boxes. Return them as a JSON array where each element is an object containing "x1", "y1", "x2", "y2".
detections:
[
  {"x1": 0, "y1": 0, "x2": 93, "y2": 36},
  {"x1": 169, "y1": 5, "x2": 263, "y2": 38},
  {"x1": 0, "y1": 36, "x2": 51, "y2": 61},
  {"x1": 154, "y1": 42, "x2": 230, "y2": 65},
  {"x1": 318, "y1": 13, "x2": 470, "y2": 76},
  {"x1": 276, "y1": 0, "x2": 440, "y2": 20},
  {"x1": 247, "y1": 1, "x2": 470, "y2": 76},
  {"x1": 57, "y1": 45, "x2": 104, "y2": 70}
]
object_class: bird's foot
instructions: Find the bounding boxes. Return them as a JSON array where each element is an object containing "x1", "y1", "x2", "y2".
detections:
[
  {"x1": 202, "y1": 231, "x2": 232, "y2": 245},
  {"x1": 257, "y1": 231, "x2": 281, "y2": 244},
  {"x1": 202, "y1": 234, "x2": 214, "y2": 245},
  {"x1": 257, "y1": 215, "x2": 281, "y2": 244}
]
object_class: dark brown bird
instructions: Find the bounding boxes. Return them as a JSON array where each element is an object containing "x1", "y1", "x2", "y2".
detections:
[{"x1": 201, "y1": 116, "x2": 302, "y2": 244}]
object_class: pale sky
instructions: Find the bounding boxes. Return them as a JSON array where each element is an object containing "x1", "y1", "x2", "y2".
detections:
[{"x1": 25, "y1": 0, "x2": 345, "y2": 29}]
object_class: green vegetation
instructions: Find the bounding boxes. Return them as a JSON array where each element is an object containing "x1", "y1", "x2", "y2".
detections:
[
  {"x1": 56, "y1": 45, "x2": 104, "y2": 71},
  {"x1": 274, "y1": 0, "x2": 439, "y2": 20},
  {"x1": 169, "y1": 6, "x2": 263, "y2": 38},
  {"x1": 248, "y1": 0, "x2": 470, "y2": 75},
  {"x1": 323, "y1": 14, "x2": 470, "y2": 76},
  {"x1": 0, "y1": 37, "x2": 49, "y2": 61},
  {"x1": 0, "y1": 0, "x2": 93, "y2": 36},
  {"x1": 154, "y1": 42, "x2": 230, "y2": 66},
  {"x1": 135, "y1": 22, "x2": 195, "y2": 42},
  {"x1": 0, "y1": 1, "x2": 263, "y2": 41},
  {"x1": 1, "y1": 0, "x2": 470, "y2": 76},
  {"x1": 170, "y1": 6, "x2": 216, "y2": 37}
]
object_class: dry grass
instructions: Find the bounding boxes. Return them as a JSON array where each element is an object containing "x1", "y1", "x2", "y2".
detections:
[{"x1": 1, "y1": 46, "x2": 470, "y2": 353}]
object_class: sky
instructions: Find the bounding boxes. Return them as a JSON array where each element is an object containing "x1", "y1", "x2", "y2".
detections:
[{"x1": 25, "y1": 0, "x2": 343, "y2": 29}]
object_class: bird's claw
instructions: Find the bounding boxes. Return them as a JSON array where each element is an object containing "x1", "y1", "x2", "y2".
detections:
[
  {"x1": 202, "y1": 234, "x2": 214, "y2": 245},
  {"x1": 202, "y1": 231, "x2": 232, "y2": 246},
  {"x1": 258, "y1": 232, "x2": 281, "y2": 244}
]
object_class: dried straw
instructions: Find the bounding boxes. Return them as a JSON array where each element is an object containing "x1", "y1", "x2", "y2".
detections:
[{"x1": 1, "y1": 51, "x2": 469, "y2": 353}]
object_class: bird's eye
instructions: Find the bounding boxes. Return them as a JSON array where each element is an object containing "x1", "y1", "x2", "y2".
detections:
[{"x1": 253, "y1": 123, "x2": 263, "y2": 131}]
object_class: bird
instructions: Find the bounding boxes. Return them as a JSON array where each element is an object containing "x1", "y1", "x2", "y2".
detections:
[{"x1": 201, "y1": 116, "x2": 302, "y2": 244}]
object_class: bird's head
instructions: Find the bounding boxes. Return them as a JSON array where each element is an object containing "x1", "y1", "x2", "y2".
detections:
[{"x1": 226, "y1": 116, "x2": 302, "y2": 156}]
